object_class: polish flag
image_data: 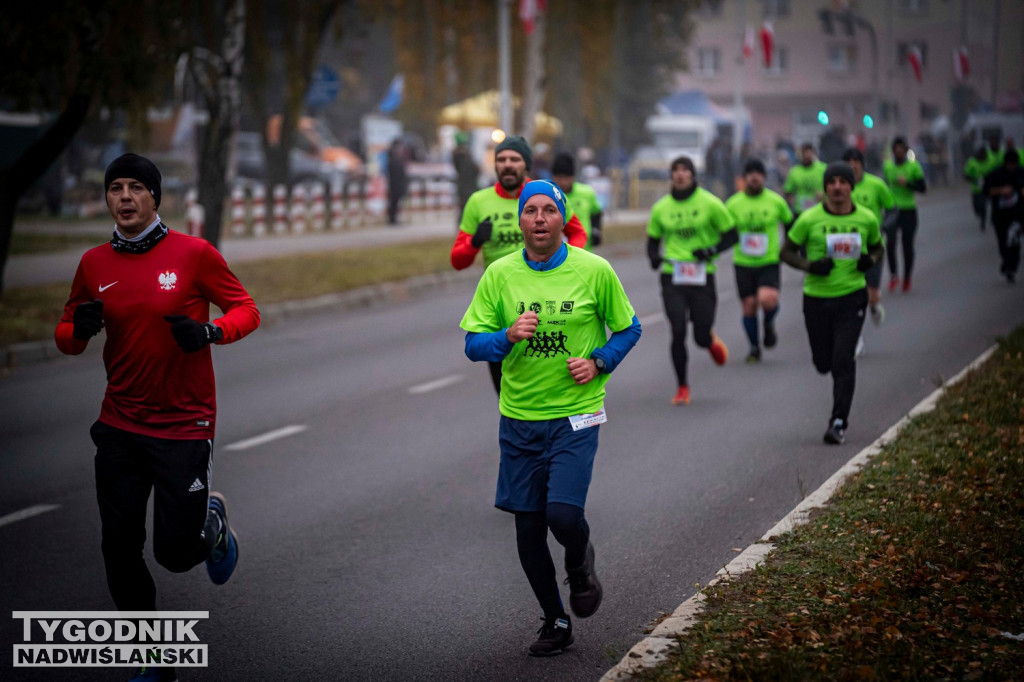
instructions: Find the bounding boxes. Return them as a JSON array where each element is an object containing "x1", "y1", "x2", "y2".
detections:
[
  {"x1": 907, "y1": 45, "x2": 923, "y2": 83},
  {"x1": 743, "y1": 26, "x2": 755, "y2": 60},
  {"x1": 519, "y1": 0, "x2": 546, "y2": 36},
  {"x1": 760, "y1": 22, "x2": 774, "y2": 68},
  {"x1": 953, "y1": 46, "x2": 969, "y2": 81}
]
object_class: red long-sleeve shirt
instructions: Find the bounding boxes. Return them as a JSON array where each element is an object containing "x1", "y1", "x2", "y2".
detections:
[{"x1": 55, "y1": 231, "x2": 260, "y2": 439}]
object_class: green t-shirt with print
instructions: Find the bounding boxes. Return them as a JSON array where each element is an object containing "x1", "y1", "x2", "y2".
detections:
[
  {"x1": 852, "y1": 173, "x2": 895, "y2": 220},
  {"x1": 788, "y1": 203, "x2": 882, "y2": 298},
  {"x1": 963, "y1": 156, "x2": 986, "y2": 194},
  {"x1": 460, "y1": 247, "x2": 636, "y2": 420},
  {"x1": 565, "y1": 182, "x2": 602, "y2": 250},
  {"x1": 784, "y1": 160, "x2": 827, "y2": 211},
  {"x1": 646, "y1": 187, "x2": 734, "y2": 275},
  {"x1": 882, "y1": 159, "x2": 925, "y2": 210},
  {"x1": 725, "y1": 188, "x2": 793, "y2": 267}
]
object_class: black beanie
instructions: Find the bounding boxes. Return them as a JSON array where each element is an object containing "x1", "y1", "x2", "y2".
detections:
[
  {"x1": 823, "y1": 162, "x2": 855, "y2": 189},
  {"x1": 105, "y1": 153, "x2": 162, "y2": 208},
  {"x1": 495, "y1": 135, "x2": 533, "y2": 171},
  {"x1": 841, "y1": 148, "x2": 865, "y2": 164},
  {"x1": 551, "y1": 152, "x2": 575, "y2": 176},
  {"x1": 670, "y1": 155, "x2": 695, "y2": 174},
  {"x1": 742, "y1": 158, "x2": 766, "y2": 176}
]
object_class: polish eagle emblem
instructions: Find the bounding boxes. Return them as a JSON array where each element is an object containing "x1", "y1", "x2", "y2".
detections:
[{"x1": 158, "y1": 270, "x2": 178, "y2": 291}]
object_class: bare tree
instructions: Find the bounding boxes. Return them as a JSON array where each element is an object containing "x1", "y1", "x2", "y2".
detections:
[{"x1": 519, "y1": 5, "x2": 547, "y2": 142}]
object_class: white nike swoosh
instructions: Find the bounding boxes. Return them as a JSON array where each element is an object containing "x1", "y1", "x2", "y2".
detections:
[{"x1": 98, "y1": 282, "x2": 118, "y2": 292}]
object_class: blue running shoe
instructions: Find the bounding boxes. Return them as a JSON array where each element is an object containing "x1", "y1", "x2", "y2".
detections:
[
  {"x1": 129, "y1": 666, "x2": 177, "y2": 681},
  {"x1": 206, "y1": 492, "x2": 238, "y2": 585}
]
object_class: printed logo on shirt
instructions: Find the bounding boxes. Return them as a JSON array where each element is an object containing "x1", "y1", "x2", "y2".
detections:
[
  {"x1": 188, "y1": 478, "x2": 205, "y2": 493},
  {"x1": 158, "y1": 270, "x2": 179, "y2": 291},
  {"x1": 516, "y1": 301, "x2": 526, "y2": 315},
  {"x1": 195, "y1": 420, "x2": 211, "y2": 427},
  {"x1": 98, "y1": 281, "x2": 119, "y2": 292},
  {"x1": 524, "y1": 330, "x2": 570, "y2": 358},
  {"x1": 503, "y1": 212, "x2": 514, "y2": 221},
  {"x1": 546, "y1": 301, "x2": 557, "y2": 314},
  {"x1": 560, "y1": 301, "x2": 574, "y2": 314},
  {"x1": 529, "y1": 302, "x2": 542, "y2": 314}
]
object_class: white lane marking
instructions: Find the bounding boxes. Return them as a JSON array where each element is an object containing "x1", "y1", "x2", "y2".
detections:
[
  {"x1": 0, "y1": 504, "x2": 60, "y2": 528},
  {"x1": 408, "y1": 374, "x2": 464, "y2": 395},
  {"x1": 224, "y1": 425, "x2": 308, "y2": 451},
  {"x1": 638, "y1": 312, "x2": 665, "y2": 327}
]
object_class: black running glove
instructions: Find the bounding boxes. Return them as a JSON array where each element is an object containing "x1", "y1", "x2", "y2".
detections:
[
  {"x1": 164, "y1": 316, "x2": 223, "y2": 353},
  {"x1": 692, "y1": 247, "x2": 716, "y2": 262},
  {"x1": 590, "y1": 213, "x2": 603, "y2": 247},
  {"x1": 856, "y1": 253, "x2": 875, "y2": 272},
  {"x1": 470, "y1": 219, "x2": 493, "y2": 248},
  {"x1": 808, "y1": 258, "x2": 835, "y2": 276},
  {"x1": 72, "y1": 299, "x2": 104, "y2": 340}
]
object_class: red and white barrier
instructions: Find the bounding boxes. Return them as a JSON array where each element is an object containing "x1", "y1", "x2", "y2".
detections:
[
  {"x1": 230, "y1": 185, "x2": 246, "y2": 236},
  {"x1": 252, "y1": 184, "x2": 267, "y2": 237},
  {"x1": 290, "y1": 184, "x2": 308, "y2": 233},
  {"x1": 310, "y1": 182, "x2": 326, "y2": 231},
  {"x1": 330, "y1": 176, "x2": 344, "y2": 230},
  {"x1": 273, "y1": 184, "x2": 288, "y2": 234},
  {"x1": 185, "y1": 188, "x2": 204, "y2": 238}
]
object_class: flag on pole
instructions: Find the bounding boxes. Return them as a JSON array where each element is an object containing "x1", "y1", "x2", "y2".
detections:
[
  {"x1": 378, "y1": 74, "x2": 404, "y2": 113},
  {"x1": 953, "y1": 46, "x2": 969, "y2": 81},
  {"x1": 519, "y1": 0, "x2": 546, "y2": 35},
  {"x1": 742, "y1": 26, "x2": 755, "y2": 60},
  {"x1": 760, "y1": 22, "x2": 774, "y2": 68},
  {"x1": 907, "y1": 46, "x2": 923, "y2": 84}
]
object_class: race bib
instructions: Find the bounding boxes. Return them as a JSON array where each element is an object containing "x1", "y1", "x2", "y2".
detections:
[
  {"x1": 998, "y1": 191, "x2": 1019, "y2": 210},
  {"x1": 826, "y1": 233, "x2": 862, "y2": 260},
  {"x1": 801, "y1": 196, "x2": 817, "y2": 210},
  {"x1": 739, "y1": 232, "x2": 769, "y2": 257},
  {"x1": 568, "y1": 409, "x2": 607, "y2": 432},
  {"x1": 672, "y1": 260, "x2": 707, "y2": 286}
]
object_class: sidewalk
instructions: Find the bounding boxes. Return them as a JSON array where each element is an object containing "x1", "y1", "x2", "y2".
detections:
[{"x1": 5, "y1": 208, "x2": 652, "y2": 289}]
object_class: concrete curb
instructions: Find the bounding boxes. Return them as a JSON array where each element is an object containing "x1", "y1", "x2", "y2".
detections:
[
  {"x1": 601, "y1": 343, "x2": 1000, "y2": 681},
  {"x1": 1, "y1": 268, "x2": 483, "y2": 372}
]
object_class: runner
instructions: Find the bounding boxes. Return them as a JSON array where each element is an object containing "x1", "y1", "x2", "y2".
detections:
[
  {"x1": 783, "y1": 143, "x2": 827, "y2": 215},
  {"x1": 982, "y1": 151, "x2": 1024, "y2": 283},
  {"x1": 882, "y1": 137, "x2": 927, "y2": 292},
  {"x1": 725, "y1": 159, "x2": 793, "y2": 363},
  {"x1": 780, "y1": 163, "x2": 884, "y2": 444},
  {"x1": 647, "y1": 156, "x2": 736, "y2": 405},
  {"x1": 552, "y1": 151, "x2": 604, "y2": 250},
  {"x1": 460, "y1": 180, "x2": 641, "y2": 656},
  {"x1": 55, "y1": 154, "x2": 261, "y2": 682},
  {"x1": 964, "y1": 147, "x2": 992, "y2": 232},
  {"x1": 842, "y1": 147, "x2": 896, "y2": 335},
  {"x1": 451, "y1": 136, "x2": 587, "y2": 393}
]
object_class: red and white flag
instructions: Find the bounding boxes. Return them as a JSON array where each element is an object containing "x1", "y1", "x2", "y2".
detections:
[
  {"x1": 760, "y1": 22, "x2": 774, "y2": 68},
  {"x1": 953, "y1": 46, "x2": 969, "y2": 81},
  {"x1": 519, "y1": 0, "x2": 546, "y2": 35},
  {"x1": 742, "y1": 26, "x2": 755, "y2": 60},
  {"x1": 907, "y1": 45, "x2": 923, "y2": 83}
]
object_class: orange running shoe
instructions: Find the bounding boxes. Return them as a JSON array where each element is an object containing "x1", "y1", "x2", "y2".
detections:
[
  {"x1": 671, "y1": 385, "x2": 690, "y2": 405},
  {"x1": 888, "y1": 275, "x2": 900, "y2": 292},
  {"x1": 709, "y1": 333, "x2": 729, "y2": 365},
  {"x1": 902, "y1": 276, "x2": 912, "y2": 292}
]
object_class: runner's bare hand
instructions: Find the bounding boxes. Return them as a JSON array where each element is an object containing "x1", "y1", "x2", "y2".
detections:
[
  {"x1": 506, "y1": 311, "x2": 539, "y2": 343},
  {"x1": 567, "y1": 357, "x2": 598, "y2": 385}
]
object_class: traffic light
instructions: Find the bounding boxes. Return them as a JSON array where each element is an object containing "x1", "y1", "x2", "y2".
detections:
[
  {"x1": 817, "y1": 110, "x2": 830, "y2": 125},
  {"x1": 862, "y1": 115, "x2": 874, "y2": 129}
]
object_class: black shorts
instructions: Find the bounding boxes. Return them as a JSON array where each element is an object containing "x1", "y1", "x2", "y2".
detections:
[{"x1": 734, "y1": 264, "x2": 780, "y2": 299}]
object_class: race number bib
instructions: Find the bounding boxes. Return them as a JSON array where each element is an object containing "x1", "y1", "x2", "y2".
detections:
[
  {"x1": 998, "y1": 191, "x2": 1019, "y2": 210},
  {"x1": 672, "y1": 260, "x2": 707, "y2": 286},
  {"x1": 739, "y1": 233, "x2": 769, "y2": 257},
  {"x1": 800, "y1": 196, "x2": 817, "y2": 210},
  {"x1": 826, "y1": 233, "x2": 862, "y2": 260},
  {"x1": 568, "y1": 409, "x2": 607, "y2": 432}
]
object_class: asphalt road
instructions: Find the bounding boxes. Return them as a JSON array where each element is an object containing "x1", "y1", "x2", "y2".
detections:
[{"x1": 1, "y1": 193, "x2": 1020, "y2": 681}]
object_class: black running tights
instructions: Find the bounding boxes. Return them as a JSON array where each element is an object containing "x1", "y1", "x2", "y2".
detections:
[
  {"x1": 514, "y1": 503, "x2": 590, "y2": 618},
  {"x1": 660, "y1": 273, "x2": 717, "y2": 386}
]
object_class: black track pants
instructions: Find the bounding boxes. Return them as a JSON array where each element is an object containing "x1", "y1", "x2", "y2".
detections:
[
  {"x1": 992, "y1": 216, "x2": 1021, "y2": 275},
  {"x1": 802, "y1": 289, "x2": 868, "y2": 425},
  {"x1": 884, "y1": 209, "x2": 918, "y2": 279},
  {"x1": 660, "y1": 273, "x2": 717, "y2": 386}
]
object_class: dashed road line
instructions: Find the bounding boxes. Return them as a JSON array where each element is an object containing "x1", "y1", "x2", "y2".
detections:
[
  {"x1": 408, "y1": 374, "x2": 464, "y2": 394},
  {"x1": 224, "y1": 425, "x2": 308, "y2": 452},
  {"x1": 0, "y1": 504, "x2": 60, "y2": 529}
]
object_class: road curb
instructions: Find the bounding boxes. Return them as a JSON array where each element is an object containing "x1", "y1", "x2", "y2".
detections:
[
  {"x1": 600, "y1": 343, "x2": 1000, "y2": 681},
  {"x1": 1, "y1": 268, "x2": 483, "y2": 372}
]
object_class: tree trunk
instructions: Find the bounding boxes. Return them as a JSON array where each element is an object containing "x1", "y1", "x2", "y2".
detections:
[{"x1": 519, "y1": 7, "x2": 546, "y2": 142}]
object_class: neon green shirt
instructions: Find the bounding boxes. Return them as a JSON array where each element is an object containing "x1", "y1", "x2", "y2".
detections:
[
  {"x1": 784, "y1": 160, "x2": 827, "y2": 211},
  {"x1": 963, "y1": 157, "x2": 986, "y2": 194},
  {"x1": 564, "y1": 182, "x2": 602, "y2": 250},
  {"x1": 647, "y1": 188, "x2": 734, "y2": 275},
  {"x1": 883, "y1": 159, "x2": 925, "y2": 209},
  {"x1": 852, "y1": 173, "x2": 895, "y2": 220},
  {"x1": 725, "y1": 189, "x2": 793, "y2": 267},
  {"x1": 788, "y1": 203, "x2": 882, "y2": 298},
  {"x1": 460, "y1": 247, "x2": 636, "y2": 420}
]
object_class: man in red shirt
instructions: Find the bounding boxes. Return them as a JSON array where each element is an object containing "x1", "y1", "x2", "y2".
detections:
[{"x1": 56, "y1": 154, "x2": 260, "y2": 679}]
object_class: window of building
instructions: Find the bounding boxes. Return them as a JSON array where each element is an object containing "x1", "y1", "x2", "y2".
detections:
[
  {"x1": 897, "y1": 41, "x2": 929, "y2": 68},
  {"x1": 697, "y1": 0, "x2": 724, "y2": 18},
  {"x1": 761, "y1": 45, "x2": 789, "y2": 76},
  {"x1": 696, "y1": 47, "x2": 721, "y2": 77},
  {"x1": 826, "y1": 44, "x2": 857, "y2": 73},
  {"x1": 763, "y1": 0, "x2": 790, "y2": 19}
]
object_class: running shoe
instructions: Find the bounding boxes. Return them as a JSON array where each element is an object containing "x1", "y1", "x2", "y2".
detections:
[
  {"x1": 763, "y1": 323, "x2": 777, "y2": 349},
  {"x1": 823, "y1": 418, "x2": 846, "y2": 445},
  {"x1": 870, "y1": 304, "x2": 885, "y2": 327},
  {"x1": 855, "y1": 336, "x2": 865, "y2": 358},
  {"x1": 902, "y1": 277, "x2": 912, "y2": 292},
  {"x1": 745, "y1": 347, "x2": 761, "y2": 363},
  {"x1": 528, "y1": 615, "x2": 574, "y2": 657},
  {"x1": 888, "y1": 275, "x2": 899, "y2": 293},
  {"x1": 565, "y1": 543, "x2": 602, "y2": 618},
  {"x1": 709, "y1": 334, "x2": 729, "y2": 365},
  {"x1": 1007, "y1": 271, "x2": 1016, "y2": 284},
  {"x1": 671, "y1": 385, "x2": 691, "y2": 405},
  {"x1": 129, "y1": 667, "x2": 177, "y2": 681},
  {"x1": 206, "y1": 492, "x2": 238, "y2": 585}
]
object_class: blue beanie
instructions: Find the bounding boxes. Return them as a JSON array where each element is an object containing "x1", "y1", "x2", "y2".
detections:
[{"x1": 518, "y1": 180, "x2": 567, "y2": 225}]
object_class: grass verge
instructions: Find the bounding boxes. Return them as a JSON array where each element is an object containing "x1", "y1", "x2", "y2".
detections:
[
  {"x1": 10, "y1": 233, "x2": 112, "y2": 255},
  {"x1": 0, "y1": 222, "x2": 647, "y2": 346},
  {"x1": 638, "y1": 326, "x2": 1024, "y2": 681}
]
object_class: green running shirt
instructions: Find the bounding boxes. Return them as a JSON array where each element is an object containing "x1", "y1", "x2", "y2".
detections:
[
  {"x1": 460, "y1": 247, "x2": 636, "y2": 420},
  {"x1": 788, "y1": 203, "x2": 882, "y2": 298},
  {"x1": 564, "y1": 182, "x2": 602, "y2": 250},
  {"x1": 784, "y1": 161, "x2": 827, "y2": 211},
  {"x1": 851, "y1": 173, "x2": 895, "y2": 221},
  {"x1": 725, "y1": 189, "x2": 793, "y2": 267},
  {"x1": 882, "y1": 159, "x2": 925, "y2": 209},
  {"x1": 646, "y1": 187, "x2": 734, "y2": 275}
]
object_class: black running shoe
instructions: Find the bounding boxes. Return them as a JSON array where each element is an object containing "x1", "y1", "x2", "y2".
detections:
[
  {"x1": 528, "y1": 615, "x2": 574, "y2": 657},
  {"x1": 745, "y1": 347, "x2": 761, "y2": 364},
  {"x1": 565, "y1": 543, "x2": 602, "y2": 618},
  {"x1": 823, "y1": 418, "x2": 846, "y2": 445},
  {"x1": 763, "y1": 323, "x2": 777, "y2": 349}
]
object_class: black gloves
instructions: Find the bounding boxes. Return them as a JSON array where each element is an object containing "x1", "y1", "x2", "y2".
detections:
[
  {"x1": 808, "y1": 258, "x2": 835, "y2": 276},
  {"x1": 692, "y1": 248, "x2": 716, "y2": 262},
  {"x1": 856, "y1": 253, "x2": 875, "y2": 272},
  {"x1": 164, "y1": 316, "x2": 223, "y2": 353},
  {"x1": 590, "y1": 213, "x2": 603, "y2": 247},
  {"x1": 470, "y1": 219, "x2": 493, "y2": 248},
  {"x1": 72, "y1": 300, "x2": 104, "y2": 340},
  {"x1": 649, "y1": 257, "x2": 663, "y2": 270}
]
